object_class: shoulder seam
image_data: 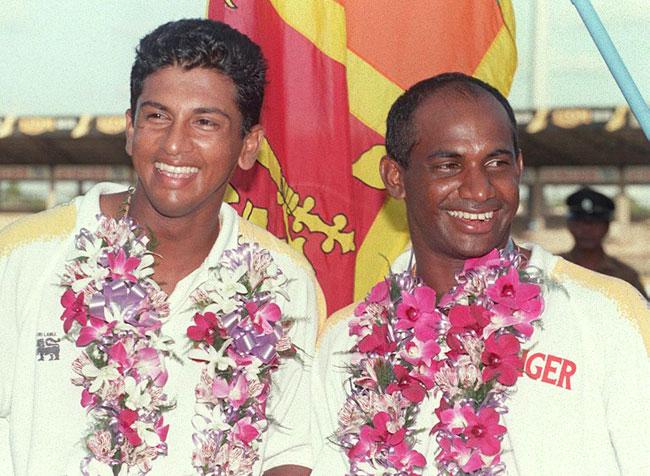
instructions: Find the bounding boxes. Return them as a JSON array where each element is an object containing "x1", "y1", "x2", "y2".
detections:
[{"x1": 0, "y1": 204, "x2": 76, "y2": 258}]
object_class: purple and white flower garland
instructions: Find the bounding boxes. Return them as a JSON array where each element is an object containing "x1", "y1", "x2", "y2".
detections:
[
  {"x1": 336, "y1": 248, "x2": 544, "y2": 476},
  {"x1": 60, "y1": 214, "x2": 173, "y2": 475},
  {"x1": 187, "y1": 241, "x2": 297, "y2": 475}
]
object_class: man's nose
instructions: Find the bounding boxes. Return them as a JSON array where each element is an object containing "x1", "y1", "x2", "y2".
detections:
[
  {"x1": 458, "y1": 165, "x2": 496, "y2": 202},
  {"x1": 161, "y1": 120, "x2": 192, "y2": 155}
]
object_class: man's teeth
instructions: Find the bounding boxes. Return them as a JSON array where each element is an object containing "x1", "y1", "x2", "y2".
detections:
[
  {"x1": 447, "y1": 210, "x2": 494, "y2": 221},
  {"x1": 155, "y1": 162, "x2": 199, "y2": 175}
]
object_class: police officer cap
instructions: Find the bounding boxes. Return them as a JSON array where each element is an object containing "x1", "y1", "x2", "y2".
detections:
[{"x1": 566, "y1": 187, "x2": 615, "y2": 221}]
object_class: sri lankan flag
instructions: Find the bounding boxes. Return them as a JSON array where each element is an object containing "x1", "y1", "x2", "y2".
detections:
[{"x1": 208, "y1": 0, "x2": 517, "y2": 314}]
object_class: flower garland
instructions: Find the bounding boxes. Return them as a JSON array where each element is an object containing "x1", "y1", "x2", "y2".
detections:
[
  {"x1": 60, "y1": 213, "x2": 174, "y2": 475},
  {"x1": 336, "y1": 247, "x2": 544, "y2": 475},
  {"x1": 187, "y1": 241, "x2": 297, "y2": 475}
]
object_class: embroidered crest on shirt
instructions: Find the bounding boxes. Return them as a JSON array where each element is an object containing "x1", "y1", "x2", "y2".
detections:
[{"x1": 36, "y1": 332, "x2": 60, "y2": 361}]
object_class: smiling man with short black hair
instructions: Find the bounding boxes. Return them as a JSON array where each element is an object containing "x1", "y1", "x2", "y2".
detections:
[{"x1": 311, "y1": 72, "x2": 650, "y2": 475}]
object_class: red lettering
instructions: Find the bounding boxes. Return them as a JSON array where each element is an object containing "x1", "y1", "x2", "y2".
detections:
[
  {"x1": 525, "y1": 352, "x2": 545, "y2": 380},
  {"x1": 541, "y1": 354, "x2": 562, "y2": 385},
  {"x1": 557, "y1": 358, "x2": 577, "y2": 390}
]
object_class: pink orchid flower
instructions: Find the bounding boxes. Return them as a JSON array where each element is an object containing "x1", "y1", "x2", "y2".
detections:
[
  {"x1": 400, "y1": 338, "x2": 440, "y2": 368},
  {"x1": 386, "y1": 365, "x2": 427, "y2": 403},
  {"x1": 80, "y1": 388, "x2": 97, "y2": 408},
  {"x1": 212, "y1": 373, "x2": 249, "y2": 409},
  {"x1": 107, "y1": 341, "x2": 133, "y2": 374},
  {"x1": 438, "y1": 436, "x2": 485, "y2": 473},
  {"x1": 118, "y1": 408, "x2": 142, "y2": 446},
  {"x1": 348, "y1": 411, "x2": 405, "y2": 461},
  {"x1": 395, "y1": 287, "x2": 439, "y2": 340},
  {"x1": 107, "y1": 248, "x2": 140, "y2": 282},
  {"x1": 358, "y1": 324, "x2": 396, "y2": 355},
  {"x1": 439, "y1": 402, "x2": 469, "y2": 434},
  {"x1": 187, "y1": 311, "x2": 219, "y2": 344},
  {"x1": 463, "y1": 249, "x2": 501, "y2": 272},
  {"x1": 481, "y1": 333, "x2": 521, "y2": 386},
  {"x1": 245, "y1": 302, "x2": 281, "y2": 335},
  {"x1": 76, "y1": 317, "x2": 116, "y2": 347},
  {"x1": 155, "y1": 416, "x2": 169, "y2": 443},
  {"x1": 446, "y1": 304, "x2": 493, "y2": 356},
  {"x1": 60, "y1": 289, "x2": 88, "y2": 333},
  {"x1": 388, "y1": 441, "x2": 426, "y2": 470},
  {"x1": 487, "y1": 268, "x2": 542, "y2": 318},
  {"x1": 368, "y1": 280, "x2": 390, "y2": 302},
  {"x1": 233, "y1": 416, "x2": 260, "y2": 445},
  {"x1": 461, "y1": 406, "x2": 506, "y2": 456},
  {"x1": 135, "y1": 347, "x2": 168, "y2": 387}
]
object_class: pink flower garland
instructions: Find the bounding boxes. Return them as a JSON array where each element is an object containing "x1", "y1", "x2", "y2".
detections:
[
  {"x1": 60, "y1": 215, "x2": 173, "y2": 475},
  {"x1": 336, "y1": 248, "x2": 544, "y2": 475},
  {"x1": 187, "y1": 241, "x2": 297, "y2": 475}
]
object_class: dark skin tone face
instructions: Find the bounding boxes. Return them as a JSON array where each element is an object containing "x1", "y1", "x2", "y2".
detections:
[
  {"x1": 381, "y1": 86, "x2": 523, "y2": 296},
  {"x1": 567, "y1": 218, "x2": 609, "y2": 251}
]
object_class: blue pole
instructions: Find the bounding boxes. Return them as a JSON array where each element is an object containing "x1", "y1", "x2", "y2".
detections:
[{"x1": 571, "y1": 0, "x2": 650, "y2": 139}]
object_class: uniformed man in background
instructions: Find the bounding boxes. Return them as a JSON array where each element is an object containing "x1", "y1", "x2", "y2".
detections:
[{"x1": 561, "y1": 187, "x2": 647, "y2": 299}]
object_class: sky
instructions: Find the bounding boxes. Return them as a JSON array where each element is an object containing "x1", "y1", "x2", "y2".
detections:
[{"x1": 0, "y1": 0, "x2": 648, "y2": 115}]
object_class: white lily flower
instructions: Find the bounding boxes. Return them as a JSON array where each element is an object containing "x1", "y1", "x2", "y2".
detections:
[
  {"x1": 214, "y1": 266, "x2": 247, "y2": 298},
  {"x1": 82, "y1": 362, "x2": 120, "y2": 393},
  {"x1": 123, "y1": 376, "x2": 152, "y2": 410},
  {"x1": 132, "y1": 420, "x2": 160, "y2": 447},
  {"x1": 72, "y1": 262, "x2": 109, "y2": 293},
  {"x1": 243, "y1": 357, "x2": 263, "y2": 380},
  {"x1": 188, "y1": 339, "x2": 236, "y2": 377},
  {"x1": 145, "y1": 331, "x2": 175, "y2": 353},
  {"x1": 192, "y1": 403, "x2": 230, "y2": 433},
  {"x1": 134, "y1": 253, "x2": 155, "y2": 279}
]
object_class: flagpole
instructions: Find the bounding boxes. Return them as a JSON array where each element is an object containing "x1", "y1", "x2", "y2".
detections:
[{"x1": 571, "y1": 0, "x2": 650, "y2": 139}]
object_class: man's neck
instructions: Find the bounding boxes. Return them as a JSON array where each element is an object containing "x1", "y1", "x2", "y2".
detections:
[
  {"x1": 100, "y1": 190, "x2": 222, "y2": 295},
  {"x1": 411, "y1": 248, "x2": 465, "y2": 298}
]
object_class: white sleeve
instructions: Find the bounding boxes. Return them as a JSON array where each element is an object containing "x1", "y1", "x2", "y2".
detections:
[
  {"x1": 260, "y1": 268, "x2": 322, "y2": 472},
  {"x1": 0, "y1": 251, "x2": 18, "y2": 473},
  {"x1": 0, "y1": 253, "x2": 18, "y2": 418},
  {"x1": 604, "y1": 293, "x2": 650, "y2": 474}
]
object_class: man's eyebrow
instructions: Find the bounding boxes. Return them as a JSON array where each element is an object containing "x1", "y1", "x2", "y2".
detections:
[
  {"x1": 487, "y1": 148, "x2": 516, "y2": 157},
  {"x1": 426, "y1": 150, "x2": 462, "y2": 159},
  {"x1": 139, "y1": 100, "x2": 168, "y2": 112},
  {"x1": 193, "y1": 107, "x2": 231, "y2": 120},
  {"x1": 138, "y1": 102, "x2": 231, "y2": 120}
]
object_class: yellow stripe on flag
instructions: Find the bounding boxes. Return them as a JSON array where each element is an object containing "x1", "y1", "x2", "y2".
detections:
[
  {"x1": 354, "y1": 196, "x2": 410, "y2": 301},
  {"x1": 473, "y1": 0, "x2": 517, "y2": 96},
  {"x1": 268, "y1": 0, "x2": 347, "y2": 64},
  {"x1": 347, "y1": 50, "x2": 404, "y2": 137}
]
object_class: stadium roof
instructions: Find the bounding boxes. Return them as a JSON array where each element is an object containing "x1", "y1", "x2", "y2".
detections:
[{"x1": 0, "y1": 107, "x2": 648, "y2": 169}]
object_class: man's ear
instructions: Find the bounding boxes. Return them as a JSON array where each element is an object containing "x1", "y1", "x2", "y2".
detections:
[
  {"x1": 238, "y1": 125, "x2": 264, "y2": 171},
  {"x1": 380, "y1": 156, "x2": 406, "y2": 199},
  {"x1": 125, "y1": 109, "x2": 134, "y2": 157},
  {"x1": 516, "y1": 149, "x2": 524, "y2": 176}
]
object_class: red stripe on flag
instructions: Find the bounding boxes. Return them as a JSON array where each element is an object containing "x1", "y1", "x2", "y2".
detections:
[{"x1": 210, "y1": 1, "x2": 385, "y2": 313}]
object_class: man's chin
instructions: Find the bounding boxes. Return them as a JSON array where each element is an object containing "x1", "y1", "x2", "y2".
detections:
[{"x1": 449, "y1": 235, "x2": 510, "y2": 260}]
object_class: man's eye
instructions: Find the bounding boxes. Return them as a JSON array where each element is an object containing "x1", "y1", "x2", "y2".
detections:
[
  {"x1": 435, "y1": 162, "x2": 460, "y2": 171},
  {"x1": 196, "y1": 118, "x2": 218, "y2": 128},
  {"x1": 487, "y1": 158, "x2": 512, "y2": 168},
  {"x1": 145, "y1": 112, "x2": 166, "y2": 121}
]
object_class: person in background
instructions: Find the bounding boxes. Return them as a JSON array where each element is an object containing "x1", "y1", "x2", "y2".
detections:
[{"x1": 561, "y1": 186, "x2": 647, "y2": 299}]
